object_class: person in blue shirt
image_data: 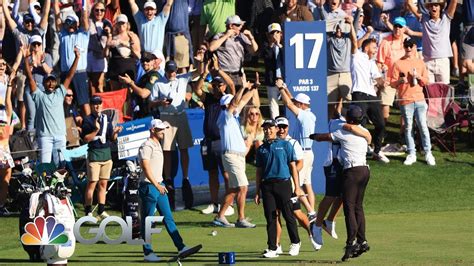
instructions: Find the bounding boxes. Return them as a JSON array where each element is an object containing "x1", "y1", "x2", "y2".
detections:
[{"x1": 255, "y1": 119, "x2": 303, "y2": 258}]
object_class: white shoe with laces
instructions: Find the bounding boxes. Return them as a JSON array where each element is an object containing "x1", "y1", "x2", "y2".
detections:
[
  {"x1": 309, "y1": 235, "x2": 322, "y2": 251},
  {"x1": 404, "y1": 154, "x2": 417, "y2": 165},
  {"x1": 201, "y1": 204, "x2": 218, "y2": 214},
  {"x1": 144, "y1": 252, "x2": 161, "y2": 262},
  {"x1": 262, "y1": 249, "x2": 279, "y2": 258},
  {"x1": 224, "y1": 205, "x2": 234, "y2": 216},
  {"x1": 288, "y1": 242, "x2": 301, "y2": 256},
  {"x1": 323, "y1": 219, "x2": 338, "y2": 239}
]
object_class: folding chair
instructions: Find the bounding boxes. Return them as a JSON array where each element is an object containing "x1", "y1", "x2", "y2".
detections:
[
  {"x1": 60, "y1": 145, "x2": 89, "y2": 204},
  {"x1": 424, "y1": 83, "x2": 460, "y2": 156}
]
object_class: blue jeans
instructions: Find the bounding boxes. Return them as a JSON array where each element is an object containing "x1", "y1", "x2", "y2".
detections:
[
  {"x1": 139, "y1": 182, "x2": 184, "y2": 255},
  {"x1": 400, "y1": 101, "x2": 432, "y2": 155},
  {"x1": 38, "y1": 135, "x2": 66, "y2": 165}
]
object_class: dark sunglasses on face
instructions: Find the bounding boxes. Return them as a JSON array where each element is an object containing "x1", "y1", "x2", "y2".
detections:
[
  {"x1": 65, "y1": 94, "x2": 73, "y2": 97},
  {"x1": 65, "y1": 20, "x2": 75, "y2": 26},
  {"x1": 34, "y1": 6, "x2": 41, "y2": 10},
  {"x1": 404, "y1": 44, "x2": 414, "y2": 49},
  {"x1": 278, "y1": 125, "x2": 288, "y2": 129},
  {"x1": 95, "y1": 8, "x2": 105, "y2": 12},
  {"x1": 249, "y1": 112, "x2": 260, "y2": 116},
  {"x1": 394, "y1": 24, "x2": 404, "y2": 28},
  {"x1": 141, "y1": 58, "x2": 152, "y2": 63},
  {"x1": 231, "y1": 23, "x2": 242, "y2": 27},
  {"x1": 32, "y1": 42, "x2": 42, "y2": 47}
]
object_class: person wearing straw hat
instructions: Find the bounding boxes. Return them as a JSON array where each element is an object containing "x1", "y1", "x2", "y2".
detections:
[{"x1": 406, "y1": 0, "x2": 458, "y2": 84}]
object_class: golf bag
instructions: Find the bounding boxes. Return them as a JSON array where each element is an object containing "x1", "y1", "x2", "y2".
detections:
[{"x1": 122, "y1": 161, "x2": 141, "y2": 239}]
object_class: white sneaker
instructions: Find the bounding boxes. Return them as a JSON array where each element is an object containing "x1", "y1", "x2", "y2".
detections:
[
  {"x1": 201, "y1": 204, "x2": 218, "y2": 214},
  {"x1": 312, "y1": 225, "x2": 324, "y2": 245},
  {"x1": 224, "y1": 205, "x2": 234, "y2": 216},
  {"x1": 309, "y1": 235, "x2": 322, "y2": 251},
  {"x1": 263, "y1": 249, "x2": 279, "y2": 258},
  {"x1": 425, "y1": 153, "x2": 436, "y2": 166},
  {"x1": 288, "y1": 242, "x2": 301, "y2": 256},
  {"x1": 144, "y1": 252, "x2": 161, "y2": 262},
  {"x1": 403, "y1": 154, "x2": 417, "y2": 165},
  {"x1": 276, "y1": 244, "x2": 283, "y2": 254},
  {"x1": 373, "y1": 152, "x2": 390, "y2": 163},
  {"x1": 96, "y1": 211, "x2": 109, "y2": 221},
  {"x1": 323, "y1": 219, "x2": 338, "y2": 239}
]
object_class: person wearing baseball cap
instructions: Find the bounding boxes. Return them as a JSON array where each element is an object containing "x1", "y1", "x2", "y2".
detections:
[
  {"x1": 212, "y1": 81, "x2": 257, "y2": 228},
  {"x1": 309, "y1": 105, "x2": 372, "y2": 262},
  {"x1": 262, "y1": 22, "x2": 284, "y2": 118},
  {"x1": 209, "y1": 14, "x2": 258, "y2": 89},
  {"x1": 276, "y1": 79, "x2": 318, "y2": 223},
  {"x1": 129, "y1": 0, "x2": 174, "y2": 53},
  {"x1": 406, "y1": 0, "x2": 457, "y2": 84},
  {"x1": 193, "y1": 68, "x2": 236, "y2": 216},
  {"x1": 255, "y1": 118, "x2": 304, "y2": 258},
  {"x1": 138, "y1": 119, "x2": 200, "y2": 262},
  {"x1": 81, "y1": 93, "x2": 122, "y2": 221},
  {"x1": 119, "y1": 51, "x2": 160, "y2": 119}
]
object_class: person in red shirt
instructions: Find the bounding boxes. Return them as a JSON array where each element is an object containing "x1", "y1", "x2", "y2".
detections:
[{"x1": 390, "y1": 38, "x2": 435, "y2": 166}]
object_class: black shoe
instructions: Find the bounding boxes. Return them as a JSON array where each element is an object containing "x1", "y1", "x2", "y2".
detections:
[
  {"x1": 341, "y1": 244, "x2": 357, "y2": 262},
  {"x1": 353, "y1": 241, "x2": 370, "y2": 258}
]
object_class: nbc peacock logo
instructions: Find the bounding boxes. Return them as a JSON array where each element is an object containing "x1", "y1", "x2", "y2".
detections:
[{"x1": 21, "y1": 216, "x2": 69, "y2": 245}]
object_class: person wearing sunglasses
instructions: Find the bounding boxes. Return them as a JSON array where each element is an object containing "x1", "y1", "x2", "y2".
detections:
[
  {"x1": 119, "y1": 51, "x2": 161, "y2": 119},
  {"x1": 23, "y1": 35, "x2": 53, "y2": 131},
  {"x1": 390, "y1": 38, "x2": 435, "y2": 166},
  {"x1": 87, "y1": 1, "x2": 113, "y2": 94},
  {"x1": 0, "y1": 76, "x2": 14, "y2": 216},
  {"x1": 2, "y1": 0, "x2": 50, "y2": 130}
]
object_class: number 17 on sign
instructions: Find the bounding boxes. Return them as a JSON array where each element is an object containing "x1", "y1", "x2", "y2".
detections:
[{"x1": 289, "y1": 33, "x2": 323, "y2": 69}]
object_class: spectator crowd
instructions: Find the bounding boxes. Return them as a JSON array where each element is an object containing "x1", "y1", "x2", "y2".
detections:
[{"x1": 0, "y1": 0, "x2": 472, "y2": 262}]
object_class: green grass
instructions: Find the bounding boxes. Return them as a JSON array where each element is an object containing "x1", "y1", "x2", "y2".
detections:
[{"x1": 0, "y1": 108, "x2": 473, "y2": 265}]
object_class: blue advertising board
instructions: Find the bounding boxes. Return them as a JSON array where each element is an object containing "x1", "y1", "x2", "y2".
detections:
[{"x1": 284, "y1": 21, "x2": 329, "y2": 194}]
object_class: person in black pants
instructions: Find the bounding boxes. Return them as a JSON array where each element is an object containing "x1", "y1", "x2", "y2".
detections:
[
  {"x1": 255, "y1": 119, "x2": 303, "y2": 258},
  {"x1": 310, "y1": 105, "x2": 372, "y2": 262}
]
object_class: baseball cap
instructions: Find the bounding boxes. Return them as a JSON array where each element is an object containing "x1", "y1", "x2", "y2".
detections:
[
  {"x1": 65, "y1": 13, "x2": 79, "y2": 24},
  {"x1": 23, "y1": 14, "x2": 35, "y2": 23},
  {"x1": 44, "y1": 73, "x2": 57, "y2": 81},
  {"x1": 152, "y1": 50, "x2": 165, "y2": 62},
  {"x1": 116, "y1": 14, "x2": 128, "y2": 24},
  {"x1": 141, "y1": 51, "x2": 157, "y2": 62},
  {"x1": 346, "y1": 105, "x2": 363, "y2": 121},
  {"x1": 165, "y1": 60, "x2": 178, "y2": 72},
  {"x1": 393, "y1": 17, "x2": 407, "y2": 27},
  {"x1": 29, "y1": 35, "x2": 42, "y2": 45},
  {"x1": 226, "y1": 15, "x2": 245, "y2": 25},
  {"x1": 220, "y1": 94, "x2": 234, "y2": 106},
  {"x1": 143, "y1": 1, "x2": 157, "y2": 9},
  {"x1": 211, "y1": 76, "x2": 225, "y2": 84},
  {"x1": 261, "y1": 119, "x2": 277, "y2": 127},
  {"x1": 292, "y1": 93, "x2": 311, "y2": 105},
  {"x1": 275, "y1": 116, "x2": 289, "y2": 126},
  {"x1": 267, "y1": 23, "x2": 282, "y2": 33},
  {"x1": 150, "y1": 119, "x2": 169, "y2": 130},
  {"x1": 90, "y1": 95, "x2": 103, "y2": 105}
]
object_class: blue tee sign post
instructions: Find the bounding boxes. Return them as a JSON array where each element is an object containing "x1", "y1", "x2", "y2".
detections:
[{"x1": 284, "y1": 21, "x2": 329, "y2": 194}]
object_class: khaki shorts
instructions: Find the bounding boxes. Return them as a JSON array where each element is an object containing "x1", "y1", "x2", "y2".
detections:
[
  {"x1": 327, "y1": 72, "x2": 352, "y2": 104},
  {"x1": 222, "y1": 152, "x2": 249, "y2": 188},
  {"x1": 87, "y1": 160, "x2": 113, "y2": 182},
  {"x1": 174, "y1": 35, "x2": 190, "y2": 68},
  {"x1": 380, "y1": 85, "x2": 397, "y2": 106},
  {"x1": 299, "y1": 151, "x2": 314, "y2": 186},
  {"x1": 161, "y1": 113, "x2": 193, "y2": 151}
]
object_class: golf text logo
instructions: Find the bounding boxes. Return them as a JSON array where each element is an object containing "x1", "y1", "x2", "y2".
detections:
[
  {"x1": 21, "y1": 216, "x2": 69, "y2": 245},
  {"x1": 73, "y1": 216, "x2": 163, "y2": 245}
]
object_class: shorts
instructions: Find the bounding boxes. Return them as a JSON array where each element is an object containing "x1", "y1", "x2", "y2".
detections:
[
  {"x1": 174, "y1": 35, "x2": 190, "y2": 68},
  {"x1": 327, "y1": 72, "x2": 352, "y2": 104},
  {"x1": 222, "y1": 152, "x2": 248, "y2": 188},
  {"x1": 380, "y1": 85, "x2": 397, "y2": 106},
  {"x1": 87, "y1": 52, "x2": 108, "y2": 73},
  {"x1": 461, "y1": 25, "x2": 474, "y2": 60},
  {"x1": 424, "y1": 57, "x2": 450, "y2": 84},
  {"x1": 201, "y1": 139, "x2": 224, "y2": 172},
  {"x1": 87, "y1": 159, "x2": 113, "y2": 181},
  {"x1": 299, "y1": 150, "x2": 314, "y2": 186},
  {"x1": 61, "y1": 71, "x2": 89, "y2": 105},
  {"x1": 15, "y1": 71, "x2": 26, "y2": 102},
  {"x1": 0, "y1": 148, "x2": 14, "y2": 169},
  {"x1": 323, "y1": 159, "x2": 343, "y2": 197},
  {"x1": 161, "y1": 113, "x2": 193, "y2": 151},
  {"x1": 289, "y1": 193, "x2": 302, "y2": 211}
]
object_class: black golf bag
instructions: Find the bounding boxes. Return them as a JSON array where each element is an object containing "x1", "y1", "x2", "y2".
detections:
[{"x1": 122, "y1": 161, "x2": 141, "y2": 239}]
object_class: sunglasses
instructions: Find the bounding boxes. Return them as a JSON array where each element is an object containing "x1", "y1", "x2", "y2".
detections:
[
  {"x1": 231, "y1": 23, "x2": 242, "y2": 27},
  {"x1": 31, "y1": 42, "x2": 42, "y2": 46},
  {"x1": 249, "y1": 112, "x2": 260, "y2": 116},
  {"x1": 141, "y1": 58, "x2": 152, "y2": 63},
  {"x1": 65, "y1": 20, "x2": 76, "y2": 26},
  {"x1": 278, "y1": 125, "x2": 288, "y2": 129},
  {"x1": 34, "y1": 6, "x2": 41, "y2": 10},
  {"x1": 24, "y1": 20, "x2": 34, "y2": 24},
  {"x1": 94, "y1": 8, "x2": 105, "y2": 12},
  {"x1": 198, "y1": 47, "x2": 207, "y2": 52},
  {"x1": 65, "y1": 94, "x2": 73, "y2": 97},
  {"x1": 394, "y1": 24, "x2": 404, "y2": 28},
  {"x1": 404, "y1": 43, "x2": 414, "y2": 49}
]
